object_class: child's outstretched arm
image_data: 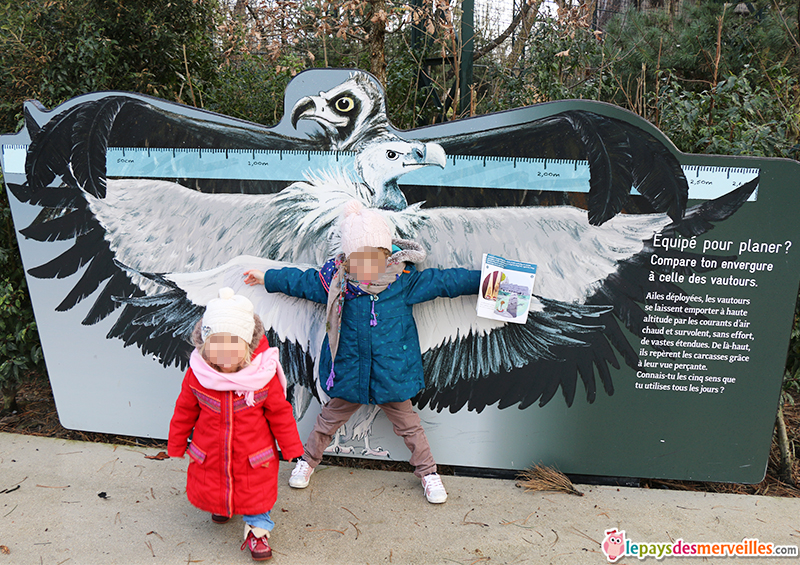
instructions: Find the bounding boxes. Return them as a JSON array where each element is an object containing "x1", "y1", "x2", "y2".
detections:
[
  {"x1": 243, "y1": 269, "x2": 265, "y2": 287},
  {"x1": 406, "y1": 267, "x2": 482, "y2": 305},
  {"x1": 243, "y1": 267, "x2": 328, "y2": 304}
]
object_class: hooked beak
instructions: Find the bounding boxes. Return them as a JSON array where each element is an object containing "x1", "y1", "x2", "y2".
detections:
[
  {"x1": 290, "y1": 96, "x2": 315, "y2": 129},
  {"x1": 406, "y1": 142, "x2": 446, "y2": 169},
  {"x1": 290, "y1": 95, "x2": 349, "y2": 130}
]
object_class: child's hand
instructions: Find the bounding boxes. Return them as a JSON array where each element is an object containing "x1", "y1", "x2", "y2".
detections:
[{"x1": 243, "y1": 269, "x2": 265, "y2": 286}]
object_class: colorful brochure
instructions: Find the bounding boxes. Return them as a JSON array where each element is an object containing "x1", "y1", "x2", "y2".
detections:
[{"x1": 476, "y1": 253, "x2": 537, "y2": 324}]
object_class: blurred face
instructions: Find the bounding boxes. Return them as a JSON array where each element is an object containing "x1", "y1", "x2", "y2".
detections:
[
  {"x1": 205, "y1": 333, "x2": 247, "y2": 373},
  {"x1": 349, "y1": 246, "x2": 387, "y2": 284}
]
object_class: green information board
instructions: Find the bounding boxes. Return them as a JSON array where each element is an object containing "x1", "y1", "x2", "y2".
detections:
[{"x1": 2, "y1": 68, "x2": 799, "y2": 482}]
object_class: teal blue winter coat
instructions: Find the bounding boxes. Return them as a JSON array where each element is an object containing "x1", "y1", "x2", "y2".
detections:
[{"x1": 263, "y1": 260, "x2": 480, "y2": 405}]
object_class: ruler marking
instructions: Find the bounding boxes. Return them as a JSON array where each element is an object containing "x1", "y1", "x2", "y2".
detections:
[
  {"x1": 97, "y1": 150, "x2": 758, "y2": 200},
  {"x1": 0, "y1": 145, "x2": 761, "y2": 201}
]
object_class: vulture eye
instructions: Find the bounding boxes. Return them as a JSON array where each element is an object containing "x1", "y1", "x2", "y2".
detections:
[
  {"x1": 385, "y1": 150, "x2": 399, "y2": 160},
  {"x1": 334, "y1": 96, "x2": 355, "y2": 113}
]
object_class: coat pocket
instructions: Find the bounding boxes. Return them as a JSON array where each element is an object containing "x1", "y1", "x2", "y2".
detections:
[
  {"x1": 248, "y1": 446, "x2": 275, "y2": 469},
  {"x1": 187, "y1": 441, "x2": 206, "y2": 465}
]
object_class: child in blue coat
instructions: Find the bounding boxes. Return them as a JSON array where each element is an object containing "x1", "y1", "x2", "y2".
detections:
[{"x1": 244, "y1": 200, "x2": 480, "y2": 503}]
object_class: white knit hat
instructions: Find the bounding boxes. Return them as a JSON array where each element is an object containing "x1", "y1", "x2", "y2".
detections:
[
  {"x1": 340, "y1": 200, "x2": 393, "y2": 256},
  {"x1": 201, "y1": 287, "x2": 255, "y2": 343}
]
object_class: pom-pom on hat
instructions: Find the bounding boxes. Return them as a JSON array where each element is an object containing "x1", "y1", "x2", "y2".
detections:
[
  {"x1": 340, "y1": 200, "x2": 393, "y2": 256},
  {"x1": 201, "y1": 287, "x2": 255, "y2": 343}
]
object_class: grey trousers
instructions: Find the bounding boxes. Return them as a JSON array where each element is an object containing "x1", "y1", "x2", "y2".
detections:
[{"x1": 303, "y1": 398, "x2": 437, "y2": 478}]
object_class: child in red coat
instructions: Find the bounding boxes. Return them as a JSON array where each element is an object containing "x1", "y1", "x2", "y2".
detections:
[{"x1": 168, "y1": 287, "x2": 304, "y2": 561}]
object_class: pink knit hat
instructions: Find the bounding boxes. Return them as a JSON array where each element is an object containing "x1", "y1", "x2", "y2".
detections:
[{"x1": 340, "y1": 200, "x2": 393, "y2": 256}]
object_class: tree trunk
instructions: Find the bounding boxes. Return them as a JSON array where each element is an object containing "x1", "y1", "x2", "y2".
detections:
[
  {"x1": 595, "y1": 0, "x2": 632, "y2": 31},
  {"x1": 475, "y1": 0, "x2": 537, "y2": 62},
  {"x1": 505, "y1": 0, "x2": 541, "y2": 70},
  {"x1": 668, "y1": 0, "x2": 680, "y2": 32},
  {"x1": 368, "y1": 0, "x2": 387, "y2": 86}
]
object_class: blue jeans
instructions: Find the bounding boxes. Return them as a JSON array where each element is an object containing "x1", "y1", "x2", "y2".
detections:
[{"x1": 243, "y1": 511, "x2": 274, "y2": 531}]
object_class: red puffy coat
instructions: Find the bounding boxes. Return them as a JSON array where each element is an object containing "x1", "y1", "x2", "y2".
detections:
[{"x1": 168, "y1": 336, "x2": 304, "y2": 517}]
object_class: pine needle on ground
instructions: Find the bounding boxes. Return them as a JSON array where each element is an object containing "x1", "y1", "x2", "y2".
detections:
[{"x1": 517, "y1": 464, "x2": 584, "y2": 496}]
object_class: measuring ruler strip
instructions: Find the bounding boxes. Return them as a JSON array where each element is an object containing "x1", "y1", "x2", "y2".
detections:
[
  {"x1": 2, "y1": 145, "x2": 759, "y2": 201},
  {"x1": 104, "y1": 148, "x2": 592, "y2": 192}
]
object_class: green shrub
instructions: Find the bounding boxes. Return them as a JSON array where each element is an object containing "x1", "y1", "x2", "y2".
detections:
[
  {"x1": 203, "y1": 55, "x2": 305, "y2": 126},
  {"x1": 0, "y1": 181, "x2": 43, "y2": 414},
  {"x1": 0, "y1": 0, "x2": 222, "y2": 412},
  {"x1": 511, "y1": 17, "x2": 613, "y2": 105},
  {"x1": 601, "y1": 1, "x2": 799, "y2": 100},
  {"x1": 0, "y1": 0, "x2": 222, "y2": 132},
  {"x1": 0, "y1": 280, "x2": 42, "y2": 414},
  {"x1": 654, "y1": 65, "x2": 799, "y2": 158}
]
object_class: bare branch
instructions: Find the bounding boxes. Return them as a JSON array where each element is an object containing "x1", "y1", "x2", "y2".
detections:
[{"x1": 474, "y1": 0, "x2": 539, "y2": 62}]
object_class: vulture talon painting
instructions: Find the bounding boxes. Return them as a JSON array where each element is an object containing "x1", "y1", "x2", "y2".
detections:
[{"x1": 3, "y1": 68, "x2": 800, "y2": 483}]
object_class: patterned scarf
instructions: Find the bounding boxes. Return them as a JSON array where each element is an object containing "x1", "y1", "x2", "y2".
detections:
[{"x1": 324, "y1": 238, "x2": 426, "y2": 389}]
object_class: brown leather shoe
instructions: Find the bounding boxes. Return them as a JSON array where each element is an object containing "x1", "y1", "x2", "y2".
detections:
[{"x1": 211, "y1": 514, "x2": 230, "y2": 524}]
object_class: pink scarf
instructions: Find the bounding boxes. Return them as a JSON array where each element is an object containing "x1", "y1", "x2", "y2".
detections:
[{"x1": 190, "y1": 347, "x2": 287, "y2": 406}]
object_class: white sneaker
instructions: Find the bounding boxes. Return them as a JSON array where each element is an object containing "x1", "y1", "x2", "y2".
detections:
[
  {"x1": 421, "y1": 473, "x2": 447, "y2": 504},
  {"x1": 289, "y1": 459, "x2": 314, "y2": 488}
]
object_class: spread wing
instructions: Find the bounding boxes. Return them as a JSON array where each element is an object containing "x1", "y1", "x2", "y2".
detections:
[
  {"x1": 8, "y1": 176, "x2": 313, "y2": 326},
  {"x1": 113, "y1": 255, "x2": 327, "y2": 420},
  {"x1": 11, "y1": 92, "x2": 326, "y2": 327},
  {"x1": 406, "y1": 106, "x2": 689, "y2": 226},
  {"x1": 24, "y1": 93, "x2": 314, "y2": 197},
  {"x1": 407, "y1": 177, "x2": 759, "y2": 413},
  {"x1": 12, "y1": 176, "x2": 331, "y2": 408}
]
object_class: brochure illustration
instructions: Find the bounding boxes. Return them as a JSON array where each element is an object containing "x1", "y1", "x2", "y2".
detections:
[{"x1": 477, "y1": 253, "x2": 537, "y2": 324}]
